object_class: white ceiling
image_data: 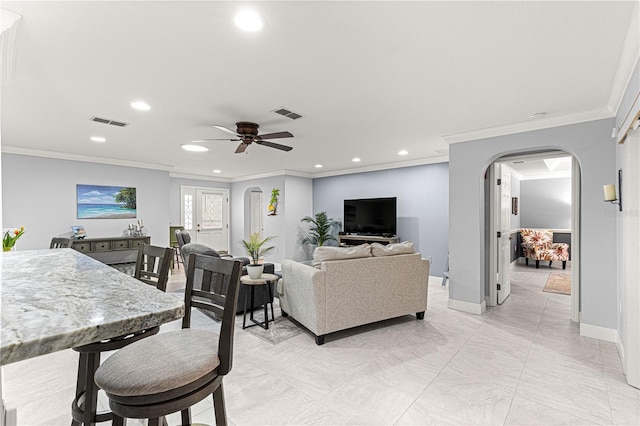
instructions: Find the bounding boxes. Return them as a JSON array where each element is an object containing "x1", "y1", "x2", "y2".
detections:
[{"x1": 1, "y1": 1, "x2": 637, "y2": 180}]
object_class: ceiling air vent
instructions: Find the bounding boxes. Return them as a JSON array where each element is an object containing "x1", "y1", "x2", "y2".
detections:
[
  {"x1": 273, "y1": 107, "x2": 302, "y2": 120},
  {"x1": 90, "y1": 116, "x2": 130, "y2": 127}
]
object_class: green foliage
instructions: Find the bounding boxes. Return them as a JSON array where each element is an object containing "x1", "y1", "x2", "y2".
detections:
[
  {"x1": 270, "y1": 188, "x2": 280, "y2": 206},
  {"x1": 301, "y1": 212, "x2": 342, "y2": 247},
  {"x1": 114, "y1": 187, "x2": 137, "y2": 209},
  {"x1": 242, "y1": 233, "x2": 276, "y2": 265}
]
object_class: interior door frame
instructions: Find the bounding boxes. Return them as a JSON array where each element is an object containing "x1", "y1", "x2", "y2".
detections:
[
  {"x1": 488, "y1": 162, "x2": 514, "y2": 306},
  {"x1": 180, "y1": 185, "x2": 230, "y2": 252},
  {"x1": 487, "y1": 151, "x2": 580, "y2": 321}
]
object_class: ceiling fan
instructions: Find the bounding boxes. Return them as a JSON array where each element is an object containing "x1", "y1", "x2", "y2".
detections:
[{"x1": 193, "y1": 121, "x2": 294, "y2": 154}]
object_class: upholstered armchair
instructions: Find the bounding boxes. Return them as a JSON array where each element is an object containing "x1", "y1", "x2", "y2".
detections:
[{"x1": 520, "y1": 228, "x2": 569, "y2": 269}]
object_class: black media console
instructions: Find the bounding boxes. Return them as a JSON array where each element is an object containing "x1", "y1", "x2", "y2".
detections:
[{"x1": 338, "y1": 234, "x2": 400, "y2": 247}]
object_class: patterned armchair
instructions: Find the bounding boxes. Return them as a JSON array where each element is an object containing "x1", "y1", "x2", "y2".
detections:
[{"x1": 520, "y1": 229, "x2": 569, "y2": 269}]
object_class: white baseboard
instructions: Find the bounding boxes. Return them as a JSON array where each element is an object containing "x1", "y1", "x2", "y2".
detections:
[
  {"x1": 616, "y1": 333, "x2": 626, "y2": 374},
  {"x1": 448, "y1": 298, "x2": 486, "y2": 315},
  {"x1": 580, "y1": 323, "x2": 620, "y2": 343},
  {"x1": 430, "y1": 276, "x2": 443, "y2": 286}
]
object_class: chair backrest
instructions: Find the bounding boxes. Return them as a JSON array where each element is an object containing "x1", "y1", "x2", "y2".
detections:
[
  {"x1": 520, "y1": 228, "x2": 553, "y2": 247},
  {"x1": 184, "y1": 254, "x2": 242, "y2": 375},
  {"x1": 175, "y1": 230, "x2": 191, "y2": 249},
  {"x1": 50, "y1": 237, "x2": 71, "y2": 249},
  {"x1": 169, "y1": 225, "x2": 184, "y2": 246},
  {"x1": 134, "y1": 244, "x2": 173, "y2": 292}
]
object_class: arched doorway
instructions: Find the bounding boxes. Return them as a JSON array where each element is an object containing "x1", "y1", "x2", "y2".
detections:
[
  {"x1": 484, "y1": 150, "x2": 581, "y2": 322},
  {"x1": 243, "y1": 187, "x2": 263, "y2": 240}
]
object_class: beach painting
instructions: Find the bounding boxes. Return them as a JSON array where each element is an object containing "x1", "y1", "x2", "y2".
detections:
[{"x1": 77, "y1": 184, "x2": 137, "y2": 219}]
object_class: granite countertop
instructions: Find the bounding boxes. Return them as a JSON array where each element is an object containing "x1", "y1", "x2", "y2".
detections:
[{"x1": 1, "y1": 249, "x2": 184, "y2": 365}]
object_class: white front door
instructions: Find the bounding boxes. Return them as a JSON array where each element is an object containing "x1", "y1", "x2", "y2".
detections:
[
  {"x1": 497, "y1": 163, "x2": 512, "y2": 304},
  {"x1": 194, "y1": 189, "x2": 229, "y2": 252}
]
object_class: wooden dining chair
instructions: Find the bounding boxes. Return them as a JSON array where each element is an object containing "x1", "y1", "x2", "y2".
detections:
[
  {"x1": 49, "y1": 237, "x2": 71, "y2": 248},
  {"x1": 71, "y1": 244, "x2": 173, "y2": 426},
  {"x1": 95, "y1": 254, "x2": 242, "y2": 426}
]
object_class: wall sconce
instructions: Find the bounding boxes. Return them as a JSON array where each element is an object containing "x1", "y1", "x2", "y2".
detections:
[{"x1": 603, "y1": 169, "x2": 622, "y2": 211}]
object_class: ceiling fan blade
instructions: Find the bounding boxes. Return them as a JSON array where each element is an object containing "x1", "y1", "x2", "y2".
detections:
[
  {"x1": 213, "y1": 125, "x2": 241, "y2": 137},
  {"x1": 191, "y1": 138, "x2": 241, "y2": 142},
  {"x1": 235, "y1": 142, "x2": 248, "y2": 154},
  {"x1": 255, "y1": 140, "x2": 293, "y2": 152},
  {"x1": 256, "y1": 131, "x2": 293, "y2": 140}
]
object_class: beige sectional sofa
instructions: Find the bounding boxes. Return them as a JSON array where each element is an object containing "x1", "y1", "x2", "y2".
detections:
[{"x1": 279, "y1": 242, "x2": 430, "y2": 345}]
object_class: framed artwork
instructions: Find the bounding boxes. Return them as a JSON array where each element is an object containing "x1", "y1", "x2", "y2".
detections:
[
  {"x1": 77, "y1": 184, "x2": 137, "y2": 219},
  {"x1": 512, "y1": 197, "x2": 518, "y2": 215},
  {"x1": 71, "y1": 225, "x2": 87, "y2": 239}
]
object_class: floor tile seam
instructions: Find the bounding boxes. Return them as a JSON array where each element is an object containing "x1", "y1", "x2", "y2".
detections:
[
  {"x1": 512, "y1": 387, "x2": 615, "y2": 425},
  {"x1": 511, "y1": 394, "x2": 609, "y2": 426}
]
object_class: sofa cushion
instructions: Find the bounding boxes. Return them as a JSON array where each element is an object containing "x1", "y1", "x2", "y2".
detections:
[
  {"x1": 370, "y1": 241, "x2": 416, "y2": 257},
  {"x1": 313, "y1": 243, "x2": 371, "y2": 267}
]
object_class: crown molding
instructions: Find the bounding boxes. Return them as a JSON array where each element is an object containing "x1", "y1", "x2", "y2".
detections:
[
  {"x1": 168, "y1": 172, "x2": 232, "y2": 183},
  {"x1": 229, "y1": 169, "x2": 312, "y2": 183},
  {"x1": 2, "y1": 145, "x2": 174, "y2": 171},
  {"x1": 608, "y1": 1, "x2": 640, "y2": 116},
  {"x1": 443, "y1": 107, "x2": 613, "y2": 145},
  {"x1": 311, "y1": 155, "x2": 449, "y2": 179}
]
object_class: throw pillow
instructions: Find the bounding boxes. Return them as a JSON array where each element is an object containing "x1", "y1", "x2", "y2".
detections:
[
  {"x1": 370, "y1": 241, "x2": 415, "y2": 257},
  {"x1": 312, "y1": 243, "x2": 372, "y2": 267}
]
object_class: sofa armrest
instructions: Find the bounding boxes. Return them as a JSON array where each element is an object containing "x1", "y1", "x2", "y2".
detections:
[{"x1": 281, "y1": 260, "x2": 327, "y2": 335}]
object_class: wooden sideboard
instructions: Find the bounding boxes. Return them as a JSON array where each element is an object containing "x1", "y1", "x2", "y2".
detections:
[
  {"x1": 338, "y1": 234, "x2": 400, "y2": 247},
  {"x1": 70, "y1": 236, "x2": 150, "y2": 265}
]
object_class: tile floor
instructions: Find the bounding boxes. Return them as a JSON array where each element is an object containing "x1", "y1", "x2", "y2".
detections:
[{"x1": 3, "y1": 261, "x2": 639, "y2": 425}]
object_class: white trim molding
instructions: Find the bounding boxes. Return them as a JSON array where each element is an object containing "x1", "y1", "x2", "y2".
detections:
[
  {"x1": 443, "y1": 107, "x2": 612, "y2": 145},
  {"x1": 311, "y1": 155, "x2": 449, "y2": 179},
  {"x1": 580, "y1": 323, "x2": 620, "y2": 343},
  {"x1": 448, "y1": 298, "x2": 486, "y2": 315},
  {"x1": 608, "y1": 1, "x2": 640, "y2": 116}
]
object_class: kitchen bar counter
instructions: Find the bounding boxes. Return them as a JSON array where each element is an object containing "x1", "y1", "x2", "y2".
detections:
[{"x1": 0, "y1": 248, "x2": 184, "y2": 365}]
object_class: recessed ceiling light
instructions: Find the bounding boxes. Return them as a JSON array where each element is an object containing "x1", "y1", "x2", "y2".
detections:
[
  {"x1": 213, "y1": 169, "x2": 222, "y2": 174},
  {"x1": 352, "y1": 157, "x2": 361, "y2": 163},
  {"x1": 131, "y1": 101, "x2": 151, "y2": 111},
  {"x1": 315, "y1": 164, "x2": 323, "y2": 168},
  {"x1": 181, "y1": 144, "x2": 209, "y2": 152},
  {"x1": 398, "y1": 150, "x2": 408, "y2": 156},
  {"x1": 90, "y1": 136, "x2": 106, "y2": 143},
  {"x1": 528, "y1": 112, "x2": 546, "y2": 120},
  {"x1": 234, "y1": 10, "x2": 263, "y2": 31}
]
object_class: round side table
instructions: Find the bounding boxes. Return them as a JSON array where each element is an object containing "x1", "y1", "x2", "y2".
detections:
[{"x1": 240, "y1": 273, "x2": 278, "y2": 330}]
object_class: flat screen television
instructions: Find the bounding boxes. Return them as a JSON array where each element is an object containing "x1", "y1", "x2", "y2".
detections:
[{"x1": 343, "y1": 197, "x2": 397, "y2": 236}]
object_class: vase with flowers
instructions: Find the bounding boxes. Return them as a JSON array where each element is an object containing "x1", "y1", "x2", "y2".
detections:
[{"x1": 3, "y1": 226, "x2": 25, "y2": 252}]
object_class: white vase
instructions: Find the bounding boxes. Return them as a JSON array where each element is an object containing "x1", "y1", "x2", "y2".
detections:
[{"x1": 247, "y1": 264, "x2": 264, "y2": 279}]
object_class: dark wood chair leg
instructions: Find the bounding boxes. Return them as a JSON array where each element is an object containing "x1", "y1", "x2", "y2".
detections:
[
  {"x1": 180, "y1": 408, "x2": 191, "y2": 425},
  {"x1": 563, "y1": 260, "x2": 567, "y2": 269},
  {"x1": 535, "y1": 260, "x2": 540, "y2": 268},
  {"x1": 416, "y1": 311, "x2": 425, "y2": 320},
  {"x1": 112, "y1": 415, "x2": 126, "y2": 426},
  {"x1": 71, "y1": 352, "x2": 88, "y2": 426},
  {"x1": 315, "y1": 335, "x2": 325, "y2": 345},
  {"x1": 281, "y1": 310, "x2": 288, "y2": 318},
  {"x1": 525, "y1": 258, "x2": 529, "y2": 265},
  {"x1": 82, "y1": 352, "x2": 100, "y2": 426},
  {"x1": 213, "y1": 383, "x2": 228, "y2": 426},
  {"x1": 549, "y1": 261, "x2": 553, "y2": 268},
  {"x1": 148, "y1": 418, "x2": 160, "y2": 426}
]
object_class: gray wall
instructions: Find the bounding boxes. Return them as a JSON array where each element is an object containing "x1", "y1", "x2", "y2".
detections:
[
  {"x1": 230, "y1": 174, "x2": 313, "y2": 264},
  {"x1": 2, "y1": 154, "x2": 171, "y2": 249},
  {"x1": 449, "y1": 118, "x2": 618, "y2": 329},
  {"x1": 520, "y1": 177, "x2": 571, "y2": 229},
  {"x1": 312, "y1": 163, "x2": 449, "y2": 277}
]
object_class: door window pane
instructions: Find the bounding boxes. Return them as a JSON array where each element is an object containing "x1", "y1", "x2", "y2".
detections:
[{"x1": 202, "y1": 193, "x2": 223, "y2": 228}]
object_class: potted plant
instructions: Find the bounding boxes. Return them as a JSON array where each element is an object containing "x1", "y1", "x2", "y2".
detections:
[
  {"x1": 301, "y1": 212, "x2": 342, "y2": 247},
  {"x1": 3, "y1": 226, "x2": 25, "y2": 252},
  {"x1": 241, "y1": 233, "x2": 276, "y2": 279},
  {"x1": 268, "y1": 187, "x2": 279, "y2": 216}
]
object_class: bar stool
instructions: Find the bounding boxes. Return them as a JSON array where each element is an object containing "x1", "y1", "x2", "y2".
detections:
[
  {"x1": 95, "y1": 255, "x2": 242, "y2": 426},
  {"x1": 71, "y1": 244, "x2": 173, "y2": 425}
]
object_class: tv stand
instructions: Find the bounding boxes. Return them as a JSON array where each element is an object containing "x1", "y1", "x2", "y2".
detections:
[{"x1": 338, "y1": 234, "x2": 400, "y2": 247}]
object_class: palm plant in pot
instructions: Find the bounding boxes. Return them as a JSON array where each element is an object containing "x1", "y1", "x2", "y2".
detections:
[
  {"x1": 242, "y1": 233, "x2": 276, "y2": 279},
  {"x1": 301, "y1": 212, "x2": 342, "y2": 247}
]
